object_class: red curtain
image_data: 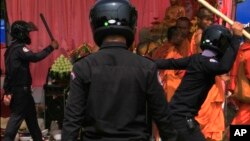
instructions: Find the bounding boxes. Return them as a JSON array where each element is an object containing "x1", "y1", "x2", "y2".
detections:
[{"x1": 2, "y1": 0, "x2": 170, "y2": 87}]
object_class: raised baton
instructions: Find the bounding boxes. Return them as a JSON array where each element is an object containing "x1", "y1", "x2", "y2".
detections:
[
  {"x1": 198, "y1": 0, "x2": 250, "y2": 39},
  {"x1": 40, "y1": 13, "x2": 55, "y2": 41}
]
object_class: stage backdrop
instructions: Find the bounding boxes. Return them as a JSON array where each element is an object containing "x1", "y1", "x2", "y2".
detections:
[
  {"x1": 1, "y1": 0, "x2": 170, "y2": 87},
  {"x1": 236, "y1": 0, "x2": 250, "y2": 24}
]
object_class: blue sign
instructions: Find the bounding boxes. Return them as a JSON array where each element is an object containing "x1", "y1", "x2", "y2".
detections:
[
  {"x1": 236, "y1": 0, "x2": 250, "y2": 24},
  {"x1": 0, "y1": 19, "x2": 6, "y2": 44}
]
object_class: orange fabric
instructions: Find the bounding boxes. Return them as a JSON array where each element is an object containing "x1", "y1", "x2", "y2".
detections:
[
  {"x1": 190, "y1": 29, "x2": 203, "y2": 54},
  {"x1": 151, "y1": 45, "x2": 169, "y2": 141},
  {"x1": 228, "y1": 42, "x2": 250, "y2": 92},
  {"x1": 230, "y1": 42, "x2": 250, "y2": 125},
  {"x1": 152, "y1": 42, "x2": 186, "y2": 102},
  {"x1": 151, "y1": 45, "x2": 169, "y2": 60},
  {"x1": 231, "y1": 103, "x2": 250, "y2": 125},
  {"x1": 191, "y1": 30, "x2": 225, "y2": 141},
  {"x1": 151, "y1": 41, "x2": 189, "y2": 141},
  {"x1": 161, "y1": 45, "x2": 186, "y2": 102},
  {"x1": 195, "y1": 77, "x2": 225, "y2": 141},
  {"x1": 233, "y1": 60, "x2": 250, "y2": 103}
]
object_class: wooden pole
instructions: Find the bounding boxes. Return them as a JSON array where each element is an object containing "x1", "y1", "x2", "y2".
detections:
[{"x1": 198, "y1": 0, "x2": 250, "y2": 39}]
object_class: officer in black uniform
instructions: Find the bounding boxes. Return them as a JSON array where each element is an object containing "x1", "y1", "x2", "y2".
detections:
[
  {"x1": 155, "y1": 23, "x2": 244, "y2": 141},
  {"x1": 62, "y1": 0, "x2": 176, "y2": 141},
  {"x1": 3, "y1": 20, "x2": 59, "y2": 141}
]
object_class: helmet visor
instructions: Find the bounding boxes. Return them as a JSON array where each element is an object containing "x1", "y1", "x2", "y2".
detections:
[{"x1": 26, "y1": 22, "x2": 38, "y2": 32}]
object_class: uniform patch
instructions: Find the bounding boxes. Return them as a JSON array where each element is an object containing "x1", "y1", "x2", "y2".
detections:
[
  {"x1": 157, "y1": 71, "x2": 163, "y2": 85},
  {"x1": 209, "y1": 58, "x2": 218, "y2": 63},
  {"x1": 22, "y1": 47, "x2": 30, "y2": 52},
  {"x1": 71, "y1": 72, "x2": 76, "y2": 80}
]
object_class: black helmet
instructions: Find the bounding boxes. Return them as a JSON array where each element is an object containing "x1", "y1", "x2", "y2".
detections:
[
  {"x1": 10, "y1": 20, "x2": 38, "y2": 44},
  {"x1": 200, "y1": 24, "x2": 232, "y2": 55},
  {"x1": 89, "y1": 0, "x2": 137, "y2": 47}
]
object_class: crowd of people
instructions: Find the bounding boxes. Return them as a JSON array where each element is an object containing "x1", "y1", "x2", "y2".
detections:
[{"x1": 2, "y1": 0, "x2": 249, "y2": 141}]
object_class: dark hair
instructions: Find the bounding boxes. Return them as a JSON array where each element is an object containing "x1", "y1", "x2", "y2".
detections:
[
  {"x1": 167, "y1": 26, "x2": 180, "y2": 41},
  {"x1": 197, "y1": 7, "x2": 213, "y2": 19},
  {"x1": 176, "y1": 17, "x2": 191, "y2": 25}
]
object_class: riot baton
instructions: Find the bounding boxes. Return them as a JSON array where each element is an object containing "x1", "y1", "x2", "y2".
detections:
[{"x1": 40, "y1": 13, "x2": 55, "y2": 41}]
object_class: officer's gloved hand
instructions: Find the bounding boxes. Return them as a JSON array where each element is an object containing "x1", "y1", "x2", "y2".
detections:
[{"x1": 51, "y1": 40, "x2": 59, "y2": 49}]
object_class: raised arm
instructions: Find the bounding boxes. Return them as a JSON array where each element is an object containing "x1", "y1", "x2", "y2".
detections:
[
  {"x1": 154, "y1": 56, "x2": 191, "y2": 70},
  {"x1": 19, "y1": 40, "x2": 59, "y2": 62}
]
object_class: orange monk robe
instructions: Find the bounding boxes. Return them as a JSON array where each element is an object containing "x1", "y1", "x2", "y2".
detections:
[
  {"x1": 160, "y1": 45, "x2": 186, "y2": 102},
  {"x1": 151, "y1": 44, "x2": 169, "y2": 60},
  {"x1": 228, "y1": 42, "x2": 250, "y2": 96},
  {"x1": 231, "y1": 103, "x2": 250, "y2": 125},
  {"x1": 195, "y1": 77, "x2": 225, "y2": 141},
  {"x1": 191, "y1": 30, "x2": 225, "y2": 141},
  {"x1": 190, "y1": 29, "x2": 203, "y2": 55},
  {"x1": 151, "y1": 44, "x2": 168, "y2": 141},
  {"x1": 152, "y1": 41, "x2": 189, "y2": 102},
  {"x1": 151, "y1": 41, "x2": 189, "y2": 141},
  {"x1": 229, "y1": 42, "x2": 250, "y2": 125},
  {"x1": 151, "y1": 45, "x2": 168, "y2": 141}
]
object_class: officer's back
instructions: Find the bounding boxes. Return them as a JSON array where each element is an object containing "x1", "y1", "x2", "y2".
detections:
[{"x1": 62, "y1": 1, "x2": 175, "y2": 141}]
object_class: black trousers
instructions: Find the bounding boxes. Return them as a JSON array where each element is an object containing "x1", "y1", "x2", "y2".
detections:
[
  {"x1": 3, "y1": 87, "x2": 42, "y2": 141},
  {"x1": 170, "y1": 115, "x2": 206, "y2": 141}
]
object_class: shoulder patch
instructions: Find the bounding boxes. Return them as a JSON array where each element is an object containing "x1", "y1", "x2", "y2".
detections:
[
  {"x1": 70, "y1": 72, "x2": 76, "y2": 80},
  {"x1": 209, "y1": 58, "x2": 218, "y2": 63},
  {"x1": 22, "y1": 47, "x2": 30, "y2": 52},
  {"x1": 157, "y1": 71, "x2": 163, "y2": 86}
]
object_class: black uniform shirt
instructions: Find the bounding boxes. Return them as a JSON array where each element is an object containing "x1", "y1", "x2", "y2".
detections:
[
  {"x1": 4, "y1": 42, "x2": 54, "y2": 92},
  {"x1": 62, "y1": 42, "x2": 173, "y2": 141},
  {"x1": 155, "y1": 36, "x2": 242, "y2": 118}
]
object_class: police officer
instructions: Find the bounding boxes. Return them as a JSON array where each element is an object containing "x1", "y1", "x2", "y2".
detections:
[
  {"x1": 62, "y1": 0, "x2": 176, "y2": 141},
  {"x1": 3, "y1": 20, "x2": 59, "y2": 141},
  {"x1": 155, "y1": 23, "x2": 244, "y2": 141}
]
